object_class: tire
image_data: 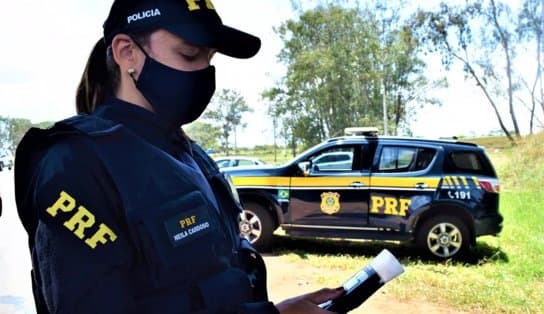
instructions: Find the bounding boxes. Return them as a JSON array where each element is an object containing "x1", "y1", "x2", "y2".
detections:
[
  {"x1": 416, "y1": 215, "x2": 470, "y2": 259},
  {"x1": 239, "y1": 202, "x2": 274, "y2": 251}
]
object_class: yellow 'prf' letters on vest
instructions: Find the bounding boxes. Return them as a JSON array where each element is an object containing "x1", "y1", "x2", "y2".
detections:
[
  {"x1": 46, "y1": 191, "x2": 118, "y2": 249},
  {"x1": 185, "y1": 0, "x2": 215, "y2": 11}
]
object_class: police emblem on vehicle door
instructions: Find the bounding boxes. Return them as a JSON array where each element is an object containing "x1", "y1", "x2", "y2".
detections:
[{"x1": 320, "y1": 192, "x2": 340, "y2": 215}]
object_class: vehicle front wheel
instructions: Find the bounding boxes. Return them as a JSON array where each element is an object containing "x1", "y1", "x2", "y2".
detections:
[
  {"x1": 239, "y1": 202, "x2": 274, "y2": 251},
  {"x1": 416, "y1": 215, "x2": 470, "y2": 259}
]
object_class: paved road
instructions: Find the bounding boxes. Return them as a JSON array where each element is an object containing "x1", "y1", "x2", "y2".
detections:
[{"x1": 0, "y1": 170, "x2": 35, "y2": 314}]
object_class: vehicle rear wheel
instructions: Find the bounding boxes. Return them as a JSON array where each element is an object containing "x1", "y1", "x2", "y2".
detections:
[
  {"x1": 239, "y1": 202, "x2": 274, "y2": 251},
  {"x1": 416, "y1": 215, "x2": 470, "y2": 259}
]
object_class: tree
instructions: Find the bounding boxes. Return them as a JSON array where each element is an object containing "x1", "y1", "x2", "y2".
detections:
[
  {"x1": 0, "y1": 117, "x2": 53, "y2": 155},
  {"x1": 203, "y1": 89, "x2": 253, "y2": 155},
  {"x1": 264, "y1": 3, "x2": 438, "y2": 150},
  {"x1": 184, "y1": 121, "x2": 220, "y2": 150},
  {"x1": 487, "y1": 0, "x2": 520, "y2": 137},
  {"x1": 5, "y1": 118, "x2": 33, "y2": 154},
  {"x1": 0, "y1": 117, "x2": 10, "y2": 153},
  {"x1": 518, "y1": 0, "x2": 544, "y2": 134},
  {"x1": 409, "y1": 0, "x2": 541, "y2": 143}
]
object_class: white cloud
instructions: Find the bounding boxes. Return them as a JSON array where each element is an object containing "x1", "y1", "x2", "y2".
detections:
[{"x1": 0, "y1": 1, "x2": 111, "y2": 122}]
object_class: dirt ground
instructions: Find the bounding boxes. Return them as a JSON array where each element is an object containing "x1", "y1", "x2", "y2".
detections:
[{"x1": 264, "y1": 255, "x2": 472, "y2": 314}]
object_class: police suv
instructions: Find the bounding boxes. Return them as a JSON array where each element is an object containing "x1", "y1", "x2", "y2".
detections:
[{"x1": 223, "y1": 128, "x2": 503, "y2": 259}]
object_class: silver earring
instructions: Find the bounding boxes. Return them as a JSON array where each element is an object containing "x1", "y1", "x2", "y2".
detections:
[{"x1": 128, "y1": 68, "x2": 136, "y2": 75}]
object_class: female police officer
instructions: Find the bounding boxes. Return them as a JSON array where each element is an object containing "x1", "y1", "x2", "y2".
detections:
[{"x1": 14, "y1": 0, "x2": 343, "y2": 313}]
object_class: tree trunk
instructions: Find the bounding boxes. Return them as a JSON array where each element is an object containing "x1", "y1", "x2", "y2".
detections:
[
  {"x1": 223, "y1": 129, "x2": 230, "y2": 156},
  {"x1": 394, "y1": 93, "x2": 402, "y2": 136},
  {"x1": 490, "y1": 0, "x2": 520, "y2": 138},
  {"x1": 541, "y1": 0, "x2": 544, "y2": 117},
  {"x1": 462, "y1": 58, "x2": 516, "y2": 143},
  {"x1": 234, "y1": 129, "x2": 237, "y2": 155},
  {"x1": 291, "y1": 132, "x2": 297, "y2": 157}
]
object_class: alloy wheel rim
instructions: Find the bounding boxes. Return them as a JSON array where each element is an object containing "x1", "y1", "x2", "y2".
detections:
[
  {"x1": 239, "y1": 209, "x2": 262, "y2": 244},
  {"x1": 427, "y1": 222, "x2": 462, "y2": 258}
]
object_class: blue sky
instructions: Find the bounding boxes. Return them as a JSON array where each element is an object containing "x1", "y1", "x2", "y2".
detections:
[{"x1": 0, "y1": 0, "x2": 537, "y2": 147}]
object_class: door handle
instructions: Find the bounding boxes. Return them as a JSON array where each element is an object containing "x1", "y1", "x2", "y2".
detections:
[
  {"x1": 414, "y1": 182, "x2": 428, "y2": 189},
  {"x1": 350, "y1": 182, "x2": 365, "y2": 188}
]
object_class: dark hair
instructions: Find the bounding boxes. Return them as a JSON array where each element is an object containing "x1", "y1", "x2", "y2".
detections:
[{"x1": 75, "y1": 32, "x2": 152, "y2": 114}]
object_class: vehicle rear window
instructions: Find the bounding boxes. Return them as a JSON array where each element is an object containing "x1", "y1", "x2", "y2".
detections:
[
  {"x1": 377, "y1": 146, "x2": 436, "y2": 173},
  {"x1": 448, "y1": 151, "x2": 495, "y2": 176}
]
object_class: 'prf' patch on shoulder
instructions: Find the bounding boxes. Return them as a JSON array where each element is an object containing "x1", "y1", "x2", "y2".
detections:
[
  {"x1": 45, "y1": 190, "x2": 118, "y2": 249},
  {"x1": 164, "y1": 208, "x2": 213, "y2": 247}
]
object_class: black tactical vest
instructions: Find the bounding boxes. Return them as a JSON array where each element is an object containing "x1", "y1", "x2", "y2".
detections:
[{"x1": 15, "y1": 114, "x2": 272, "y2": 314}]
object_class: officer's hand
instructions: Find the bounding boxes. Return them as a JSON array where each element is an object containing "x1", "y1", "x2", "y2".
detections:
[{"x1": 275, "y1": 287, "x2": 344, "y2": 314}]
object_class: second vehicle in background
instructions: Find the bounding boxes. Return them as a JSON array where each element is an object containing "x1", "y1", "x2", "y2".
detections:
[
  {"x1": 214, "y1": 156, "x2": 267, "y2": 169},
  {"x1": 0, "y1": 153, "x2": 13, "y2": 172}
]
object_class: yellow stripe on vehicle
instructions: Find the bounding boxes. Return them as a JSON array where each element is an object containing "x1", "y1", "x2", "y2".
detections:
[
  {"x1": 443, "y1": 176, "x2": 453, "y2": 187},
  {"x1": 233, "y1": 176, "x2": 440, "y2": 189},
  {"x1": 451, "y1": 176, "x2": 460, "y2": 187},
  {"x1": 472, "y1": 176, "x2": 481, "y2": 188},
  {"x1": 232, "y1": 176, "x2": 290, "y2": 187},
  {"x1": 291, "y1": 177, "x2": 371, "y2": 187},
  {"x1": 460, "y1": 176, "x2": 469, "y2": 188},
  {"x1": 233, "y1": 176, "x2": 371, "y2": 188},
  {"x1": 370, "y1": 177, "x2": 440, "y2": 189}
]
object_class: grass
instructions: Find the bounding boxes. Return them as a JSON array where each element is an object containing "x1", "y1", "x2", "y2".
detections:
[
  {"x1": 268, "y1": 192, "x2": 543, "y2": 313},
  {"x1": 261, "y1": 132, "x2": 544, "y2": 313}
]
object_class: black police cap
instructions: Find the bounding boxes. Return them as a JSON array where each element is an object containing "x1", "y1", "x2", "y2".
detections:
[{"x1": 103, "y1": 0, "x2": 261, "y2": 59}]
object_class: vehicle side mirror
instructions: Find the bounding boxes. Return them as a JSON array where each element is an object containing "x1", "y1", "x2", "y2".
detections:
[{"x1": 298, "y1": 161, "x2": 311, "y2": 176}]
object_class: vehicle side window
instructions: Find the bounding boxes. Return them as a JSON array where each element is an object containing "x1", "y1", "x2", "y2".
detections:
[
  {"x1": 377, "y1": 146, "x2": 435, "y2": 173},
  {"x1": 448, "y1": 151, "x2": 494, "y2": 176},
  {"x1": 238, "y1": 159, "x2": 254, "y2": 166},
  {"x1": 310, "y1": 147, "x2": 355, "y2": 172},
  {"x1": 413, "y1": 148, "x2": 436, "y2": 171}
]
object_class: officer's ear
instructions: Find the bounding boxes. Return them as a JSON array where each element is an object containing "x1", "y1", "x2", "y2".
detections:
[{"x1": 111, "y1": 34, "x2": 144, "y2": 79}]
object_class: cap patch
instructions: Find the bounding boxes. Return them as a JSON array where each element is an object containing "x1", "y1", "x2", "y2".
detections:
[
  {"x1": 127, "y1": 8, "x2": 161, "y2": 24},
  {"x1": 186, "y1": 0, "x2": 215, "y2": 11}
]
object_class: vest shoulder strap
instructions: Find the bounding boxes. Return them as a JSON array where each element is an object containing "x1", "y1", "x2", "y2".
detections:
[{"x1": 56, "y1": 114, "x2": 122, "y2": 136}]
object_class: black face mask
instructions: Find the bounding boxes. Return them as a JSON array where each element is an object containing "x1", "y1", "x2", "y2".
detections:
[{"x1": 131, "y1": 42, "x2": 216, "y2": 127}]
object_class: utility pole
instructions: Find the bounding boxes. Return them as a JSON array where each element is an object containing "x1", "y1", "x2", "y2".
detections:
[
  {"x1": 382, "y1": 79, "x2": 388, "y2": 136},
  {"x1": 233, "y1": 126, "x2": 237, "y2": 155},
  {"x1": 273, "y1": 117, "x2": 277, "y2": 163}
]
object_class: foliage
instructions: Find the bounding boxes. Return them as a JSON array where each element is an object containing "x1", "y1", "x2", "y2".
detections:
[
  {"x1": 203, "y1": 89, "x2": 253, "y2": 156},
  {"x1": 0, "y1": 117, "x2": 53, "y2": 155},
  {"x1": 517, "y1": 0, "x2": 544, "y2": 134},
  {"x1": 264, "y1": 2, "x2": 441, "y2": 151},
  {"x1": 409, "y1": 0, "x2": 544, "y2": 142},
  {"x1": 184, "y1": 121, "x2": 220, "y2": 150},
  {"x1": 492, "y1": 131, "x2": 544, "y2": 191}
]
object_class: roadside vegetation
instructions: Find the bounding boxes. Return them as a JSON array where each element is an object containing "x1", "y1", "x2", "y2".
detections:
[{"x1": 265, "y1": 132, "x2": 543, "y2": 313}]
